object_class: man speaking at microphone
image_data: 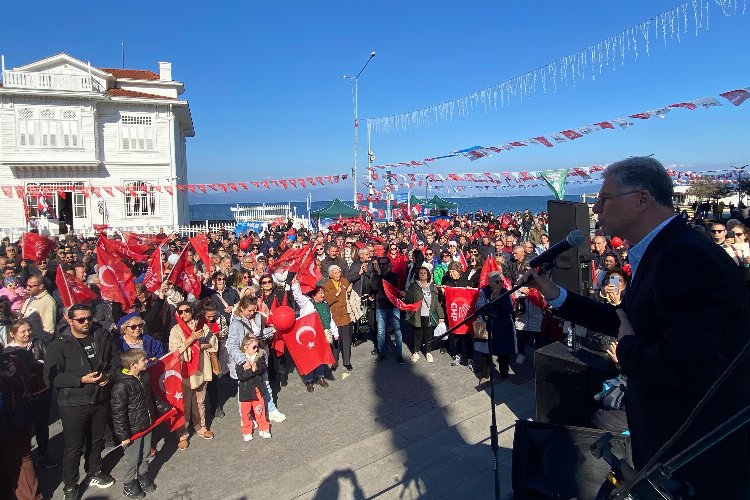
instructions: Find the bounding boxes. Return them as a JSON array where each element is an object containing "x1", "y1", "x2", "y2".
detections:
[{"x1": 524, "y1": 157, "x2": 750, "y2": 498}]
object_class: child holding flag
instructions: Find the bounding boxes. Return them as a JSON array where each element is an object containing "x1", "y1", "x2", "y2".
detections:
[
  {"x1": 111, "y1": 348, "x2": 172, "y2": 499},
  {"x1": 236, "y1": 334, "x2": 271, "y2": 441}
]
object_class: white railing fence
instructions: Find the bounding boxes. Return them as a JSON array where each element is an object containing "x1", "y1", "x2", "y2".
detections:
[
  {"x1": 0, "y1": 221, "x2": 239, "y2": 241},
  {"x1": 2, "y1": 70, "x2": 102, "y2": 92}
]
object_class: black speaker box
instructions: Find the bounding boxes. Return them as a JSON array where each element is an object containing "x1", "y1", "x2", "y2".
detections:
[
  {"x1": 547, "y1": 200, "x2": 592, "y2": 294},
  {"x1": 535, "y1": 341, "x2": 618, "y2": 427},
  {"x1": 512, "y1": 420, "x2": 632, "y2": 500}
]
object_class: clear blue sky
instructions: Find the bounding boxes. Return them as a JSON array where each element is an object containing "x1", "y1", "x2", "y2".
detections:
[{"x1": 2, "y1": 0, "x2": 748, "y2": 202}]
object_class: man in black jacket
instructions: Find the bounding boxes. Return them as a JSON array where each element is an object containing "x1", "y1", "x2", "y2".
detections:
[
  {"x1": 44, "y1": 303, "x2": 120, "y2": 500},
  {"x1": 527, "y1": 157, "x2": 750, "y2": 499},
  {"x1": 372, "y1": 256, "x2": 404, "y2": 364}
]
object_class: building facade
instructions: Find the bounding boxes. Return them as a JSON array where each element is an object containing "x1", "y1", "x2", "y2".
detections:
[{"x1": 0, "y1": 52, "x2": 194, "y2": 234}]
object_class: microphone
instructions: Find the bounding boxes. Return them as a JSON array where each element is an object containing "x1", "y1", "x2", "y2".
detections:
[{"x1": 528, "y1": 230, "x2": 585, "y2": 268}]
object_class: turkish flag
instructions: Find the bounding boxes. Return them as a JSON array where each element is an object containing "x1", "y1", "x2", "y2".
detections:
[
  {"x1": 281, "y1": 312, "x2": 335, "y2": 376},
  {"x1": 22, "y1": 232, "x2": 55, "y2": 262},
  {"x1": 96, "y1": 238, "x2": 137, "y2": 310},
  {"x1": 269, "y1": 246, "x2": 306, "y2": 274},
  {"x1": 382, "y1": 280, "x2": 420, "y2": 312},
  {"x1": 143, "y1": 249, "x2": 164, "y2": 293},
  {"x1": 168, "y1": 248, "x2": 202, "y2": 297},
  {"x1": 444, "y1": 286, "x2": 479, "y2": 334},
  {"x1": 55, "y1": 267, "x2": 97, "y2": 308},
  {"x1": 147, "y1": 351, "x2": 185, "y2": 432},
  {"x1": 458, "y1": 251, "x2": 468, "y2": 272},
  {"x1": 296, "y1": 245, "x2": 322, "y2": 294},
  {"x1": 98, "y1": 234, "x2": 148, "y2": 263},
  {"x1": 189, "y1": 234, "x2": 211, "y2": 270},
  {"x1": 478, "y1": 256, "x2": 499, "y2": 288}
]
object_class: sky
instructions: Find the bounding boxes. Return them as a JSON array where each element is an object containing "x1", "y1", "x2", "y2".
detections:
[{"x1": 1, "y1": 0, "x2": 749, "y2": 203}]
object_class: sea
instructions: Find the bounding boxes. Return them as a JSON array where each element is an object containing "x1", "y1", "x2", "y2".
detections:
[{"x1": 188, "y1": 195, "x2": 583, "y2": 223}]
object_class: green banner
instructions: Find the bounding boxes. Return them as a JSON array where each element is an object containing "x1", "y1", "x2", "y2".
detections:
[{"x1": 540, "y1": 169, "x2": 569, "y2": 200}]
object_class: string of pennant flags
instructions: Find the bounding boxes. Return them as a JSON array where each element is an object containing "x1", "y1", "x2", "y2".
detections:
[
  {"x1": 366, "y1": 85, "x2": 750, "y2": 172},
  {"x1": 360, "y1": 163, "x2": 746, "y2": 202},
  {"x1": 2, "y1": 85, "x2": 746, "y2": 201},
  {"x1": 366, "y1": 0, "x2": 747, "y2": 134}
]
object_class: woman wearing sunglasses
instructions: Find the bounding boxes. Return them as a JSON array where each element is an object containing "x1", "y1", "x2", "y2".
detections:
[
  {"x1": 168, "y1": 302, "x2": 218, "y2": 450},
  {"x1": 117, "y1": 312, "x2": 164, "y2": 365}
]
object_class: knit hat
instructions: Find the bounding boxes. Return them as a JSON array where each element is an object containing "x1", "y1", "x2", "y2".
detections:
[
  {"x1": 116, "y1": 312, "x2": 141, "y2": 331},
  {"x1": 421, "y1": 262, "x2": 433, "y2": 273},
  {"x1": 3, "y1": 276, "x2": 17, "y2": 287}
]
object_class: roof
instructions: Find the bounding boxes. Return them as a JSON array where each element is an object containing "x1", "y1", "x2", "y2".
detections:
[
  {"x1": 100, "y1": 68, "x2": 160, "y2": 80},
  {"x1": 106, "y1": 88, "x2": 175, "y2": 100},
  {"x1": 425, "y1": 195, "x2": 458, "y2": 208},
  {"x1": 311, "y1": 198, "x2": 363, "y2": 218}
]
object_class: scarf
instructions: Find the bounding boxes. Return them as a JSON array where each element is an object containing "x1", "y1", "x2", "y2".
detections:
[{"x1": 175, "y1": 313, "x2": 202, "y2": 377}]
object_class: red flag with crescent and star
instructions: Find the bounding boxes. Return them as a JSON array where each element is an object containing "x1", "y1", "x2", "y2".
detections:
[
  {"x1": 98, "y1": 234, "x2": 148, "y2": 263},
  {"x1": 296, "y1": 245, "x2": 323, "y2": 294},
  {"x1": 96, "y1": 238, "x2": 137, "y2": 310},
  {"x1": 147, "y1": 351, "x2": 185, "y2": 432},
  {"x1": 55, "y1": 266, "x2": 98, "y2": 308},
  {"x1": 21, "y1": 232, "x2": 55, "y2": 262},
  {"x1": 444, "y1": 286, "x2": 479, "y2": 335},
  {"x1": 281, "y1": 312, "x2": 335, "y2": 376}
]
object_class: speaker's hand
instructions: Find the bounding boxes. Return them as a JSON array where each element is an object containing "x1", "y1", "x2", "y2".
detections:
[{"x1": 518, "y1": 269, "x2": 561, "y2": 301}]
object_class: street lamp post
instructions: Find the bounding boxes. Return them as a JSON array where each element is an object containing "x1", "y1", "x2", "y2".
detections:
[{"x1": 342, "y1": 51, "x2": 376, "y2": 208}]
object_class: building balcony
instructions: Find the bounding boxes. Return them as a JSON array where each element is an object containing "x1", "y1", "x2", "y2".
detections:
[{"x1": 2, "y1": 70, "x2": 104, "y2": 93}]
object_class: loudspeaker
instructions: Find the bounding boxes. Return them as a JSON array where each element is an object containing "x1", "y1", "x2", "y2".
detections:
[
  {"x1": 547, "y1": 200, "x2": 592, "y2": 293},
  {"x1": 534, "y1": 341, "x2": 618, "y2": 427},
  {"x1": 512, "y1": 420, "x2": 632, "y2": 500}
]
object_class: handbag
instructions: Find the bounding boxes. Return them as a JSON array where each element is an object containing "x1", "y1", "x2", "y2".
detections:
[
  {"x1": 209, "y1": 351, "x2": 221, "y2": 376},
  {"x1": 429, "y1": 309, "x2": 439, "y2": 328},
  {"x1": 473, "y1": 317, "x2": 489, "y2": 340}
]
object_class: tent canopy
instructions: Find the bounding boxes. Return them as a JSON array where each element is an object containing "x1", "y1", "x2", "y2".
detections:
[
  {"x1": 424, "y1": 195, "x2": 458, "y2": 209},
  {"x1": 311, "y1": 198, "x2": 363, "y2": 218},
  {"x1": 410, "y1": 195, "x2": 425, "y2": 206}
]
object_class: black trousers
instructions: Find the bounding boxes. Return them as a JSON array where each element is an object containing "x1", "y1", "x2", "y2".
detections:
[
  {"x1": 59, "y1": 403, "x2": 107, "y2": 487},
  {"x1": 413, "y1": 317, "x2": 434, "y2": 355},
  {"x1": 448, "y1": 333, "x2": 472, "y2": 362},
  {"x1": 336, "y1": 323, "x2": 353, "y2": 366},
  {"x1": 31, "y1": 390, "x2": 52, "y2": 455},
  {"x1": 206, "y1": 373, "x2": 237, "y2": 413}
]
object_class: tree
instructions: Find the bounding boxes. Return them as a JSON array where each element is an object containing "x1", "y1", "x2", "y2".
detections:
[{"x1": 687, "y1": 178, "x2": 724, "y2": 201}]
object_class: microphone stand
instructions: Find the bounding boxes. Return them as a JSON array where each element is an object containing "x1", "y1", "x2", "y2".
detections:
[{"x1": 443, "y1": 262, "x2": 556, "y2": 500}]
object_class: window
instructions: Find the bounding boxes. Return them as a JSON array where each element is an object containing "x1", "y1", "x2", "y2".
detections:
[
  {"x1": 120, "y1": 115, "x2": 154, "y2": 151},
  {"x1": 125, "y1": 181, "x2": 157, "y2": 217},
  {"x1": 16, "y1": 107, "x2": 80, "y2": 149},
  {"x1": 25, "y1": 182, "x2": 85, "y2": 218}
]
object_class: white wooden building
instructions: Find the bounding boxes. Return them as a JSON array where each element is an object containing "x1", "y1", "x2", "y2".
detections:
[{"x1": 0, "y1": 52, "x2": 194, "y2": 235}]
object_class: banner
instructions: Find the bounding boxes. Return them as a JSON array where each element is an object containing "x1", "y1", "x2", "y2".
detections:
[
  {"x1": 444, "y1": 286, "x2": 479, "y2": 335},
  {"x1": 540, "y1": 169, "x2": 569, "y2": 200},
  {"x1": 382, "y1": 280, "x2": 421, "y2": 312},
  {"x1": 96, "y1": 238, "x2": 137, "y2": 310}
]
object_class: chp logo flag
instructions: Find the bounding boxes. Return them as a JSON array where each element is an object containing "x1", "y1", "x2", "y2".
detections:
[
  {"x1": 280, "y1": 312, "x2": 335, "y2": 376},
  {"x1": 444, "y1": 286, "x2": 479, "y2": 335},
  {"x1": 96, "y1": 238, "x2": 138, "y2": 310},
  {"x1": 98, "y1": 234, "x2": 148, "y2": 263},
  {"x1": 147, "y1": 351, "x2": 185, "y2": 432},
  {"x1": 55, "y1": 266, "x2": 97, "y2": 308},
  {"x1": 22, "y1": 232, "x2": 55, "y2": 262},
  {"x1": 143, "y1": 249, "x2": 164, "y2": 293}
]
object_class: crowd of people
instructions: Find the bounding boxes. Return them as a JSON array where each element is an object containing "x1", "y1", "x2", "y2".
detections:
[{"x1": 2, "y1": 172, "x2": 750, "y2": 499}]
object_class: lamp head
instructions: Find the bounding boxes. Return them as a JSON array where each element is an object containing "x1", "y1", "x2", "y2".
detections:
[{"x1": 370, "y1": 51, "x2": 376, "y2": 58}]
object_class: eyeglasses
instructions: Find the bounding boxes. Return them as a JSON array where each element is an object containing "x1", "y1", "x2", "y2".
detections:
[
  {"x1": 73, "y1": 316, "x2": 93, "y2": 324},
  {"x1": 261, "y1": 280, "x2": 272, "y2": 284},
  {"x1": 216, "y1": 277, "x2": 225, "y2": 281},
  {"x1": 126, "y1": 323, "x2": 144, "y2": 331},
  {"x1": 734, "y1": 232, "x2": 745, "y2": 236},
  {"x1": 248, "y1": 345, "x2": 259, "y2": 350},
  {"x1": 710, "y1": 229, "x2": 726, "y2": 233},
  {"x1": 425, "y1": 252, "x2": 433, "y2": 256},
  {"x1": 243, "y1": 275, "x2": 251, "y2": 280},
  {"x1": 594, "y1": 190, "x2": 642, "y2": 206},
  {"x1": 177, "y1": 308, "x2": 192, "y2": 314}
]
